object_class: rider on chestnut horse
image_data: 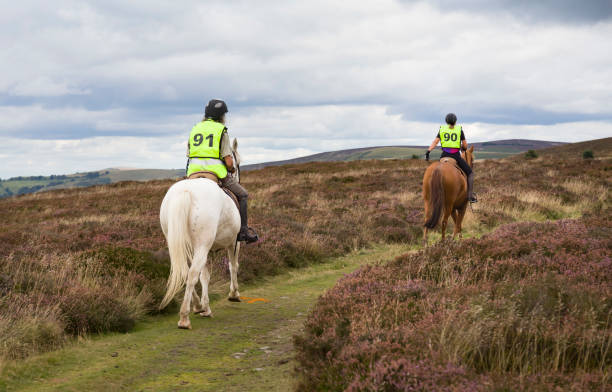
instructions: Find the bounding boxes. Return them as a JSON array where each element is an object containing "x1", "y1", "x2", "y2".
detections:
[{"x1": 425, "y1": 113, "x2": 477, "y2": 203}]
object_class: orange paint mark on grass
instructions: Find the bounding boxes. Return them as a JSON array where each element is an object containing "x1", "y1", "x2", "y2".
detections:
[{"x1": 239, "y1": 296, "x2": 270, "y2": 304}]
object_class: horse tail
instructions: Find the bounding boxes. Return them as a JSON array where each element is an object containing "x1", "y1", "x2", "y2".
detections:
[
  {"x1": 160, "y1": 190, "x2": 193, "y2": 310},
  {"x1": 424, "y1": 167, "x2": 445, "y2": 229}
]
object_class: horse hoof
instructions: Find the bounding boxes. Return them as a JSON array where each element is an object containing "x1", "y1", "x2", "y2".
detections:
[
  {"x1": 228, "y1": 297, "x2": 241, "y2": 302},
  {"x1": 178, "y1": 322, "x2": 192, "y2": 330},
  {"x1": 199, "y1": 312, "x2": 212, "y2": 318}
]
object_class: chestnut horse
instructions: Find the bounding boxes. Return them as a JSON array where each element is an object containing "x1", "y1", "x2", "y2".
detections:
[{"x1": 422, "y1": 146, "x2": 474, "y2": 244}]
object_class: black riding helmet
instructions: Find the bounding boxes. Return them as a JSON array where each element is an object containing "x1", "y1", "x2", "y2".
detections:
[
  {"x1": 445, "y1": 113, "x2": 457, "y2": 125},
  {"x1": 205, "y1": 99, "x2": 228, "y2": 121}
]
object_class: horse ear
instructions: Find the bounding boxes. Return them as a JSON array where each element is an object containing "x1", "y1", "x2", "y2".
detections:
[
  {"x1": 232, "y1": 138, "x2": 238, "y2": 151},
  {"x1": 469, "y1": 146, "x2": 474, "y2": 152}
]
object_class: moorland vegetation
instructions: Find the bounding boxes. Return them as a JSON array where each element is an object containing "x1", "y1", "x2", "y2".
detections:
[
  {"x1": 0, "y1": 137, "x2": 609, "y2": 390},
  {"x1": 294, "y1": 138, "x2": 611, "y2": 391},
  {"x1": 0, "y1": 139, "x2": 560, "y2": 198},
  {"x1": 0, "y1": 149, "x2": 428, "y2": 360}
]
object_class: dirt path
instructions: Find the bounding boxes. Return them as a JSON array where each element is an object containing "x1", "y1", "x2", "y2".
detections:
[{"x1": 0, "y1": 244, "x2": 409, "y2": 392}]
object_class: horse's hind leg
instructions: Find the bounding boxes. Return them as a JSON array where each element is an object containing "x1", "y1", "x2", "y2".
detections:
[
  {"x1": 451, "y1": 210, "x2": 459, "y2": 240},
  {"x1": 441, "y1": 209, "x2": 451, "y2": 242},
  {"x1": 197, "y1": 263, "x2": 212, "y2": 317},
  {"x1": 191, "y1": 289, "x2": 203, "y2": 313},
  {"x1": 455, "y1": 207, "x2": 467, "y2": 240},
  {"x1": 227, "y1": 243, "x2": 241, "y2": 302},
  {"x1": 178, "y1": 246, "x2": 209, "y2": 329}
]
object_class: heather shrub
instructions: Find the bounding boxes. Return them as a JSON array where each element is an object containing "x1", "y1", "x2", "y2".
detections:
[
  {"x1": 583, "y1": 150, "x2": 594, "y2": 159},
  {"x1": 525, "y1": 149, "x2": 538, "y2": 159},
  {"x1": 83, "y1": 246, "x2": 169, "y2": 280},
  {"x1": 1, "y1": 138, "x2": 609, "y2": 363},
  {"x1": 0, "y1": 301, "x2": 64, "y2": 360},
  {"x1": 346, "y1": 359, "x2": 482, "y2": 392},
  {"x1": 59, "y1": 286, "x2": 136, "y2": 335},
  {"x1": 278, "y1": 237, "x2": 326, "y2": 268},
  {"x1": 0, "y1": 318, "x2": 65, "y2": 360},
  {"x1": 295, "y1": 213, "x2": 612, "y2": 390},
  {"x1": 0, "y1": 252, "x2": 151, "y2": 359},
  {"x1": 439, "y1": 276, "x2": 611, "y2": 374},
  {"x1": 80, "y1": 246, "x2": 169, "y2": 309}
]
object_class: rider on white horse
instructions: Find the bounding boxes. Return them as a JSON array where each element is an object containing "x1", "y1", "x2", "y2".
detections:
[{"x1": 186, "y1": 99, "x2": 259, "y2": 243}]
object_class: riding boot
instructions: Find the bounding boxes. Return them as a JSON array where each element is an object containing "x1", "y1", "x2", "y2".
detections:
[
  {"x1": 237, "y1": 198, "x2": 259, "y2": 243},
  {"x1": 467, "y1": 172, "x2": 478, "y2": 203}
]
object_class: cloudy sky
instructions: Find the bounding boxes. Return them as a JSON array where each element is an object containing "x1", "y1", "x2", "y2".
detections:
[{"x1": 1, "y1": 0, "x2": 611, "y2": 178}]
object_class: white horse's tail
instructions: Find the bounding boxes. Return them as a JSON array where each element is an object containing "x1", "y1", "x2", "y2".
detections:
[{"x1": 160, "y1": 190, "x2": 193, "y2": 309}]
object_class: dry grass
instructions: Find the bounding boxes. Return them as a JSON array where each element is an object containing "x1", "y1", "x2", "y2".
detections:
[
  {"x1": 295, "y1": 214, "x2": 612, "y2": 391},
  {"x1": 1, "y1": 137, "x2": 610, "y2": 365},
  {"x1": 294, "y1": 138, "x2": 612, "y2": 391}
]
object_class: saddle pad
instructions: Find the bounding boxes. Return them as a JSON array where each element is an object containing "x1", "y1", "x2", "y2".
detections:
[{"x1": 187, "y1": 171, "x2": 220, "y2": 184}]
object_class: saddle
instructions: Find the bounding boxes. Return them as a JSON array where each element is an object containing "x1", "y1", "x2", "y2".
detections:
[
  {"x1": 440, "y1": 157, "x2": 467, "y2": 179},
  {"x1": 187, "y1": 171, "x2": 239, "y2": 210}
]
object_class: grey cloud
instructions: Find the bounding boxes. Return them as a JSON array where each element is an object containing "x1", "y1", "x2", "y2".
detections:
[
  {"x1": 403, "y1": 0, "x2": 612, "y2": 23},
  {"x1": 0, "y1": 0, "x2": 611, "y2": 144}
]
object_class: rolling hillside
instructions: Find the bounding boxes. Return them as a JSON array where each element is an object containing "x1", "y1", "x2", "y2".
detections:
[
  {"x1": 0, "y1": 137, "x2": 609, "y2": 390},
  {"x1": 0, "y1": 139, "x2": 563, "y2": 198},
  {"x1": 242, "y1": 139, "x2": 565, "y2": 170},
  {"x1": 0, "y1": 168, "x2": 183, "y2": 198}
]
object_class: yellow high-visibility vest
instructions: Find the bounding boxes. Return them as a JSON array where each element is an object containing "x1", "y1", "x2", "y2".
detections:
[
  {"x1": 187, "y1": 119, "x2": 228, "y2": 178},
  {"x1": 439, "y1": 125, "x2": 462, "y2": 149}
]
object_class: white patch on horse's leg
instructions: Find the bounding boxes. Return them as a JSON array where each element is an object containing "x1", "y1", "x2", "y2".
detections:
[
  {"x1": 178, "y1": 247, "x2": 208, "y2": 329},
  {"x1": 227, "y1": 244, "x2": 241, "y2": 301},
  {"x1": 198, "y1": 262, "x2": 212, "y2": 317}
]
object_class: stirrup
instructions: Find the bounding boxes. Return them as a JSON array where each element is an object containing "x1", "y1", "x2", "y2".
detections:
[{"x1": 237, "y1": 227, "x2": 259, "y2": 243}]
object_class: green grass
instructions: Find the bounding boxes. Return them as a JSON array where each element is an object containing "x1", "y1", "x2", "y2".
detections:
[
  {"x1": 0, "y1": 169, "x2": 183, "y2": 198},
  {"x1": 0, "y1": 180, "x2": 50, "y2": 194},
  {"x1": 0, "y1": 244, "x2": 409, "y2": 392}
]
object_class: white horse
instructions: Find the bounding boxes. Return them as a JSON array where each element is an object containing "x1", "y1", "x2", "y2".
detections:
[{"x1": 159, "y1": 138, "x2": 242, "y2": 329}]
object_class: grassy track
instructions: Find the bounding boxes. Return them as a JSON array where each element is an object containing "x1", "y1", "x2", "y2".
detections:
[{"x1": 0, "y1": 244, "x2": 410, "y2": 392}]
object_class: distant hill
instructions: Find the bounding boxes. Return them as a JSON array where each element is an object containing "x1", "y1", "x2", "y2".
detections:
[
  {"x1": 242, "y1": 139, "x2": 566, "y2": 170},
  {"x1": 0, "y1": 168, "x2": 183, "y2": 198},
  {"x1": 0, "y1": 139, "x2": 566, "y2": 198}
]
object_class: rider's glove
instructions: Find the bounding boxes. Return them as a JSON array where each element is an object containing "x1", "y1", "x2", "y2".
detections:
[{"x1": 425, "y1": 150, "x2": 430, "y2": 161}]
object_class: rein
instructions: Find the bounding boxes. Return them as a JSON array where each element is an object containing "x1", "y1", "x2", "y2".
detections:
[
  {"x1": 231, "y1": 150, "x2": 241, "y2": 184},
  {"x1": 231, "y1": 149, "x2": 241, "y2": 254}
]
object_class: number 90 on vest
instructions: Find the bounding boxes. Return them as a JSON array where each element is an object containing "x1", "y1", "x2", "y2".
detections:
[{"x1": 443, "y1": 133, "x2": 458, "y2": 142}]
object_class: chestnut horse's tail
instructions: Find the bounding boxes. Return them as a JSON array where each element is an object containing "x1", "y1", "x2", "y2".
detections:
[{"x1": 424, "y1": 167, "x2": 445, "y2": 229}]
